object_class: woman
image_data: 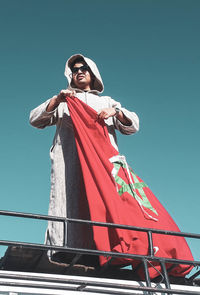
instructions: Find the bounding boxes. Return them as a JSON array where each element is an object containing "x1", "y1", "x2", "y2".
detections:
[{"x1": 29, "y1": 54, "x2": 139, "y2": 257}]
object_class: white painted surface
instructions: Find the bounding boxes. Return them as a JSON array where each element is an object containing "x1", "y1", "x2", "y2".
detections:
[{"x1": 0, "y1": 270, "x2": 199, "y2": 295}]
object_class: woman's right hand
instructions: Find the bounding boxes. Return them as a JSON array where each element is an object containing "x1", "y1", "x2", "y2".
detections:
[
  {"x1": 46, "y1": 89, "x2": 76, "y2": 112},
  {"x1": 56, "y1": 89, "x2": 76, "y2": 103}
]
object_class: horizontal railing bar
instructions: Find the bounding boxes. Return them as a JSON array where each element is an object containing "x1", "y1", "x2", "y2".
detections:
[
  {"x1": 0, "y1": 209, "x2": 199, "y2": 293},
  {"x1": 0, "y1": 210, "x2": 64, "y2": 222},
  {"x1": 0, "y1": 239, "x2": 199, "y2": 266},
  {"x1": 0, "y1": 279, "x2": 199, "y2": 295},
  {"x1": 0, "y1": 210, "x2": 200, "y2": 239},
  {"x1": 1, "y1": 272, "x2": 198, "y2": 295},
  {"x1": 68, "y1": 218, "x2": 200, "y2": 239},
  {"x1": 0, "y1": 281, "x2": 134, "y2": 295},
  {"x1": 0, "y1": 272, "x2": 166, "y2": 292}
]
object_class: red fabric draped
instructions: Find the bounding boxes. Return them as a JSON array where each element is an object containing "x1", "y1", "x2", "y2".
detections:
[{"x1": 66, "y1": 96, "x2": 193, "y2": 279}]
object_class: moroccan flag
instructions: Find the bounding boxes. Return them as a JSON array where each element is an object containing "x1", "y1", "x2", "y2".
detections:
[{"x1": 66, "y1": 96, "x2": 193, "y2": 279}]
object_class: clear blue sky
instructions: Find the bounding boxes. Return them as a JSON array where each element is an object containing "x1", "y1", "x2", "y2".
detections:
[{"x1": 0, "y1": 0, "x2": 199, "y2": 263}]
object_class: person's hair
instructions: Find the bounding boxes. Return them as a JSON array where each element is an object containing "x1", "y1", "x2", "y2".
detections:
[{"x1": 70, "y1": 57, "x2": 86, "y2": 70}]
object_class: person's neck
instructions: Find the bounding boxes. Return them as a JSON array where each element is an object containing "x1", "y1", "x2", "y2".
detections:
[{"x1": 82, "y1": 86, "x2": 91, "y2": 91}]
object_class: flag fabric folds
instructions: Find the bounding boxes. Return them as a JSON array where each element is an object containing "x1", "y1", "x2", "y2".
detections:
[{"x1": 66, "y1": 96, "x2": 193, "y2": 279}]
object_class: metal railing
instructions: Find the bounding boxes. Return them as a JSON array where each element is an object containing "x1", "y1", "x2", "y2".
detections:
[{"x1": 0, "y1": 209, "x2": 200, "y2": 295}]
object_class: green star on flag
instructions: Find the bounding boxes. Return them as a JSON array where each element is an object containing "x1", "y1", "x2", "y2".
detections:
[{"x1": 111, "y1": 161, "x2": 158, "y2": 217}]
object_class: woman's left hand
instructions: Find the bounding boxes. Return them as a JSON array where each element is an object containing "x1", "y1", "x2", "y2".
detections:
[{"x1": 97, "y1": 108, "x2": 116, "y2": 119}]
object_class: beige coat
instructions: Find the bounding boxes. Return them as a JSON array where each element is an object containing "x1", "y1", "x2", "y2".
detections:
[{"x1": 29, "y1": 54, "x2": 139, "y2": 251}]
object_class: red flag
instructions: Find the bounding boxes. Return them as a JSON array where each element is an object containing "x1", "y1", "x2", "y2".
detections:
[{"x1": 67, "y1": 96, "x2": 193, "y2": 279}]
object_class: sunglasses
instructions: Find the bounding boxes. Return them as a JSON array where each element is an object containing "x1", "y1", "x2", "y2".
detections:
[{"x1": 71, "y1": 65, "x2": 90, "y2": 74}]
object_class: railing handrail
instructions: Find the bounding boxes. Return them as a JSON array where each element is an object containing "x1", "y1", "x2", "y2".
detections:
[
  {"x1": 0, "y1": 209, "x2": 200, "y2": 239},
  {"x1": 0, "y1": 209, "x2": 199, "y2": 295}
]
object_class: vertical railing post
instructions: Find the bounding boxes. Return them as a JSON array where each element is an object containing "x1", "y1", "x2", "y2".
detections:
[
  {"x1": 63, "y1": 220, "x2": 68, "y2": 247},
  {"x1": 160, "y1": 260, "x2": 171, "y2": 290},
  {"x1": 143, "y1": 258, "x2": 153, "y2": 295},
  {"x1": 147, "y1": 231, "x2": 154, "y2": 257}
]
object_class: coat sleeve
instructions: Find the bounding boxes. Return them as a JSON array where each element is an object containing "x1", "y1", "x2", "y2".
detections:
[
  {"x1": 108, "y1": 97, "x2": 139, "y2": 135},
  {"x1": 29, "y1": 99, "x2": 58, "y2": 129}
]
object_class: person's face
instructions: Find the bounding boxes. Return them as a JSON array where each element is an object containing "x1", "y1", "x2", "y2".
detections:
[{"x1": 71, "y1": 62, "x2": 92, "y2": 91}]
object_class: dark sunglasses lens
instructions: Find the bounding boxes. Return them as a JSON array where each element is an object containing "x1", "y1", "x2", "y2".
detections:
[
  {"x1": 81, "y1": 65, "x2": 89, "y2": 71},
  {"x1": 72, "y1": 67, "x2": 79, "y2": 73}
]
